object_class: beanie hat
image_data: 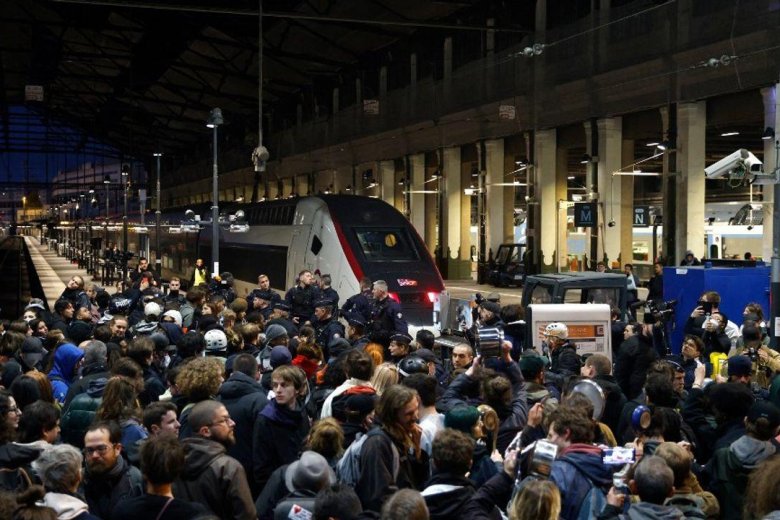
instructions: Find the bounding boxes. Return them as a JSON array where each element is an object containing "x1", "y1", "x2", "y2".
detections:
[
  {"x1": 519, "y1": 354, "x2": 546, "y2": 379},
  {"x1": 162, "y1": 310, "x2": 182, "y2": 327},
  {"x1": 264, "y1": 324, "x2": 289, "y2": 345},
  {"x1": 270, "y1": 345, "x2": 292, "y2": 368},
  {"x1": 444, "y1": 406, "x2": 481, "y2": 434},
  {"x1": 747, "y1": 400, "x2": 780, "y2": 429},
  {"x1": 728, "y1": 355, "x2": 752, "y2": 377},
  {"x1": 144, "y1": 302, "x2": 163, "y2": 318}
]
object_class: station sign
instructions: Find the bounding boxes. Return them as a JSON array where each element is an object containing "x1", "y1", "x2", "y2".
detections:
[
  {"x1": 574, "y1": 202, "x2": 596, "y2": 227},
  {"x1": 633, "y1": 206, "x2": 650, "y2": 227}
]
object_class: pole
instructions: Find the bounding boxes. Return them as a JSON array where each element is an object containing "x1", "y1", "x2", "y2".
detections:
[
  {"x1": 123, "y1": 173, "x2": 129, "y2": 284},
  {"x1": 772, "y1": 140, "x2": 780, "y2": 348},
  {"x1": 154, "y1": 153, "x2": 162, "y2": 279},
  {"x1": 212, "y1": 124, "x2": 219, "y2": 278}
]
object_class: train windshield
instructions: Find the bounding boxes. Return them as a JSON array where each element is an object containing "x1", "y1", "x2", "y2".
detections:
[{"x1": 354, "y1": 228, "x2": 419, "y2": 261}]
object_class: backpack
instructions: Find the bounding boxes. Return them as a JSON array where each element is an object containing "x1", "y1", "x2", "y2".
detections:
[
  {"x1": 559, "y1": 457, "x2": 610, "y2": 520},
  {"x1": 337, "y1": 428, "x2": 399, "y2": 488},
  {"x1": 665, "y1": 495, "x2": 707, "y2": 519}
]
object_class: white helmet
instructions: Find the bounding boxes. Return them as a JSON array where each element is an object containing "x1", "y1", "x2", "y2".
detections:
[
  {"x1": 204, "y1": 329, "x2": 228, "y2": 351},
  {"x1": 544, "y1": 322, "x2": 568, "y2": 340}
]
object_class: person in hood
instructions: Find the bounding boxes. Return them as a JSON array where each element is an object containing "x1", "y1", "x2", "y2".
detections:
[
  {"x1": 256, "y1": 324, "x2": 289, "y2": 374},
  {"x1": 547, "y1": 405, "x2": 615, "y2": 520},
  {"x1": 599, "y1": 457, "x2": 683, "y2": 520},
  {"x1": 173, "y1": 400, "x2": 256, "y2": 520},
  {"x1": 253, "y1": 365, "x2": 311, "y2": 491},
  {"x1": 48, "y1": 343, "x2": 84, "y2": 404},
  {"x1": 34, "y1": 443, "x2": 102, "y2": 520},
  {"x1": 217, "y1": 353, "x2": 268, "y2": 496},
  {"x1": 680, "y1": 250, "x2": 701, "y2": 267},
  {"x1": 82, "y1": 421, "x2": 144, "y2": 519},
  {"x1": 705, "y1": 400, "x2": 780, "y2": 519}
]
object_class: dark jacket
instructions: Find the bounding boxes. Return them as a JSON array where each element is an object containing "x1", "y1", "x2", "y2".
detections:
[
  {"x1": 64, "y1": 362, "x2": 109, "y2": 407},
  {"x1": 173, "y1": 437, "x2": 257, "y2": 520},
  {"x1": 61, "y1": 377, "x2": 106, "y2": 448},
  {"x1": 355, "y1": 427, "x2": 430, "y2": 513},
  {"x1": 253, "y1": 399, "x2": 311, "y2": 491},
  {"x1": 83, "y1": 454, "x2": 144, "y2": 520},
  {"x1": 461, "y1": 471, "x2": 512, "y2": 520},
  {"x1": 468, "y1": 443, "x2": 499, "y2": 487},
  {"x1": 681, "y1": 387, "x2": 746, "y2": 463},
  {"x1": 594, "y1": 374, "x2": 628, "y2": 437},
  {"x1": 598, "y1": 501, "x2": 685, "y2": 520},
  {"x1": 217, "y1": 371, "x2": 269, "y2": 494},
  {"x1": 285, "y1": 284, "x2": 321, "y2": 322},
  {"x1": 551, "y1": 342, "x2": 581, "y2": 377},
  {"x1": 615, "y1": 334, "x2": 659, "y2": 400},
  {"x1": 421, "y1": 472, "x2": 483, "y2": 520},
  {"x1": 550, "y1": 444, "x2": 615, "y2": 520}
]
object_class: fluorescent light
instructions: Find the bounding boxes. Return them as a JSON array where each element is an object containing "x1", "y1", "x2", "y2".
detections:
[
  {"x1": 612, "y1": 171, "x2": 660, "y2": 177},
  {"x1": 720, "y1": 131, "x2": 739, "y2": 137},
  {"x1": 567, "y1": 176, "x2": 575, "y2": 180},
  {"x1": 646, "y1": 142, "x2": 660, "y2": 147}
]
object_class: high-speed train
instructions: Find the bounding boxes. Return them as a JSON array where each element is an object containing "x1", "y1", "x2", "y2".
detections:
[{"x1": 72, "y1": 195, "x2": 445, "y2": 327}]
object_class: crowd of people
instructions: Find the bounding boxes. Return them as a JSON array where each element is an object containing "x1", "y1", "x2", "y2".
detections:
[{"x1": 0, "y1": 258, "x2": 778, "y2": 520}]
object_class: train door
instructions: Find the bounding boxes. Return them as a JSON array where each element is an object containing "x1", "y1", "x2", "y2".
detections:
[
  {"x1": 304, "y1": 206, "x2": 326, "y2": 275},
  {"x1": 288, "y1": 228, "x2": 309, "y2": 285}
]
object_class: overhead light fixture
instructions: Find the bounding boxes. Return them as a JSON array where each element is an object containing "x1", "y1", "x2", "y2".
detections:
[
  {"x1": 464, "y1": 184, "x2": 478, "y2": 196},
  {"x1": 345, "y1": 185, "x2": 352, "y2": 192},
  {"x1": 646, "y1": 142, "x2": 660, "y2": 147},
  {"x1": 720, "y1": 131, "x2": 739, "y2": 137},
  {"x1": 580, "y1": 154, "x2": 592, "y2": 164},
  {"x1": 397, "y1": 179, "x2": 406, "y2": 186},
  {"x1": 515, "y1": 156, "x2": 528, "y2": 166},
  {"x1": 763, "y1": 127, "x2": 775, "y2": 140},
  {"x1": 612, "y1": 171, "x2": 660, "y2": 177},
  {"x1": 567, "y1": 176, "x2": 576, "y2": 180},
  {"x1": 656, "y1": 139, "x2": 674, "y2": 151},
  {"x1": 206, "y1": 108, "x2": 224, "y2": 128}
]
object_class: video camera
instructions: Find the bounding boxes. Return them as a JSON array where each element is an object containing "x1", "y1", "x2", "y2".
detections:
[{"x1": 647, "y1": 299, "x2": 677, "y2": 323}]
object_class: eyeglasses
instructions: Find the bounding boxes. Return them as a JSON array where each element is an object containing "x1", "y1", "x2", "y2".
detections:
[
  {"x1": 6, "y1": 407, "x2": 20, "y2": 415},
  {"x1": 211, "y1": 417, "x2": 233, "y2": 427},
  {"x1": 83, "y1": 444, "x2": 113, "y2": 456}
]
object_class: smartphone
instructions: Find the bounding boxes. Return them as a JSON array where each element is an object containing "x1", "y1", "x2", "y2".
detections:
[
  {"x1": 700, "y1": 301, "x2": 714, "y2": 314},
  {"x1": 602, "y1": 446, "x2": 636, "y2": 466}
]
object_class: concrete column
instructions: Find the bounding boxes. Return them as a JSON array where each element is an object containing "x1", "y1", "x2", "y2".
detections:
[
  {"x1": 355, "y1": 78, "x2": 362, "y2": 103},
  {"x1": 620, "y1": 140, "x2": 635, "y2": 265},
  {"x1": 379, "y1": 160, "x2": 396, "y2": 205},
  {"x1": 295, "y1": 174, "x2": 309, "y2": 196},
  {"x1": 379, "y1": 66, "x2": 388, "y2": 98},
  {"x1": 333, "y1": 167, "x2": 352, "y2": 194},
  {"x1": 443, "y1": 37, "x2": 453, "y2": 79},
  {"x1": 535, "y1": 129, "x2": 557, "y2": 269},
  {"x1": 485, "y1": 139, "x2": 505, "y2": 257},
  {"x1": 281, "y1": 177, "x2": 293, "y2": 199},
  {"x1": 762, "y1": 86, "x2": 778, "y2": 261},
  {"x1": 535, "y1": 0, "x2": 547, "y2": 33},
  {"x1": 410, "y1": 53, "x2": 417, "y2": 86},
  {"x1": 442, "y1": 147, "x2": 462, "y2": 260},
  {"x1": 409, "y1": 154, "x2": 426, "y2": 239},
  {"x1": 676, "y1": 102, "x2": 707, "y2": 261},
  {"x1": 332, "y1": 88, "x2": 339, "y2": 114},
  {"x1": 597, "y1": 117, "x2": 623, "y2": 266},
  {"x1": 556, "y1": 147, "x2": 569, "y2": 271}
]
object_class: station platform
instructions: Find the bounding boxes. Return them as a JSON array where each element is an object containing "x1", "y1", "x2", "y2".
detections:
[{"x1": 28, "y1": 237, "x2": 117, "y2": 302}]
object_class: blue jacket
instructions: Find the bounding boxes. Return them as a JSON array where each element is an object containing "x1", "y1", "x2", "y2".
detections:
[
  {"x1": 550, "y1": 445, "x2": 614, "y2": 520},
  {"x1": 48, "y1": 343, "x2": 84, "y2": 404}
]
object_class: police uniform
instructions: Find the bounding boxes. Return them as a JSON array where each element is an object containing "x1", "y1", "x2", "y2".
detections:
[
  {"x1": 320, "y1": 286, "x2": 340, "y2": 310},
  {"x1": 249, "y1": 289, "x2": 280, "y2": 321},
  {"x1": 341, "y1": 290, "x2": 372, "y2": 322},
  {"x1": 346, "y1": 313, "x2": 369, "y2": 349},
  {"x1": 370, "y1": 296, "x2": 408, "y2": 335},
  {"x1": 284, "y1": 284, "x2": 320, "y2": 322},
  {"x1": 313, "y1": 299, "x2": 345, "y2": 353}
]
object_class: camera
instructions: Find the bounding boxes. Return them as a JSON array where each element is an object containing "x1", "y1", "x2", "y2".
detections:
[
  {"x1": 746, "y1": 346, "x2": 759, "y2": 363},
  {"x1": 474, "y1": 326, "x2": 503, "y2": 359},
  {"x1": 647, "y1": 299, "x2": 677, "y2": 322},
  {"x1": 705, "y1": 149, "x2": 779, "y2": 186}
]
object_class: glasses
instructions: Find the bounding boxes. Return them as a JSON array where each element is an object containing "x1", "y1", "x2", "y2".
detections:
[
  {"x1": 6, "y1": 407, "x2": 20, "y2": 415},
  {"x1": 211, "y1": 417, "x2": 233, "y2": 427},
  {"x1": 84, "y1": 444, "x2": 113, "y2": 456}
]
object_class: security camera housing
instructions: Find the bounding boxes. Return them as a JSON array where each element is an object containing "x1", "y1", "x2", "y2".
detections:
[{"x1": 704, "y1": 149, "x2": 779, "y2": 186}]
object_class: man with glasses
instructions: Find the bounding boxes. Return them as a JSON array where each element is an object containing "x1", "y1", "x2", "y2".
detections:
[
  {"x1": 82, "y1": 420, "x2": 143, "y2": 520},
  {"x1": 173, "y1": 400, "x2": 256, "y2": 520}
]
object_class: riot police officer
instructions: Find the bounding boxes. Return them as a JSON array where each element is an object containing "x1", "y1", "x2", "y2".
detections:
[
  {"x1": 369, "y1": 280, "x2": 408, "y2": 335},
  {"x1": 312, "y1": 299, "x2": 345, "y2": 359},
  {"x1": 284, "y1": 269, "x2": 321, "y2": 324},
  {"x1": 341, "y1": 277, "x2": 373, "y2": 323}
]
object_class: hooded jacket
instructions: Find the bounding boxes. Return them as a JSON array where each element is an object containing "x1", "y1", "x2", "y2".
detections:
[
  {"x1": 421, "y1": 472, "x2": 482, "y2": 520},
  {"x1": 217, "y1": 371, "x2": 268, "y2": 493},
  {"x1": 615, "y1": 334, "x2": 659, "y2": 400},
  {"x1": 64, "y1": 361, "x2": 109, "y2": 407},
  {"x1": 48, "y1": 343, "x2": 84, "y2": 404},
  {"x1": 598, "y1": 501, "x2": 685, "y2": 520},
  {"x1": 252, "y1": 399, "x2": 310, "y2": 490},
  {"x1": 42, "y1": 492, "x2": 101, "y2": 520},
  {"x1": 550, "y1": 444, "x2": 615, "y2": 520},
  {"x1": 173, "y1": 436, "x2": 256, "y2": 520}
]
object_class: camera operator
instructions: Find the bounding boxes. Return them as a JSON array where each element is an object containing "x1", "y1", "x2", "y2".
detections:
[
  {"x1": 732, "y1": 324, "x2": 780, "y2": 389},
  {"x1": 684, "y1": 291, "x2": 739, "y2": 344}
]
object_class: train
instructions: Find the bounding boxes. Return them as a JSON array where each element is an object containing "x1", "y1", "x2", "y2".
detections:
[{"x1": 52, "y1": 195, "x2": 445, "y2": 328}]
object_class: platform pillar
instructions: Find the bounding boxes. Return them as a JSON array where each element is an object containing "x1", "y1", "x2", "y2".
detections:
[
  {"x1": 676, "y1": 101, "x2": 707, "y2": 261},
  {"x1": 597, "y1": 117, "x2": 623, "y2": 266},
  {"x1": 535, "y1": 129, "x2": 558, "y2": 270},
  {"x1": 485, "y1": 138, "x2": 506, "y2": 256},
  {"x1": 409, "y1": 153, "x2": 426, "y2": 240},
  {"x1": 379, "y1": 160, "x2": 397, "y2": 209},
  {"x1": 762, "y1": 86, "x2": 778, "y2": 262}
]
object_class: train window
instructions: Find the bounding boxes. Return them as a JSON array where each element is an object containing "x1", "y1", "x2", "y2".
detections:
[
  {"x1": 354, "y1": 228, "x2": 419, "y2": 261},
  {"x1": 311, "y1": 235, "x2": 323, "y2": 255}
]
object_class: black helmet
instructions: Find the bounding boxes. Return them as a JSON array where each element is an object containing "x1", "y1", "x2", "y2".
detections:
[{"x1": 398, "y1": 356, "x2": 429, "y2": 378}]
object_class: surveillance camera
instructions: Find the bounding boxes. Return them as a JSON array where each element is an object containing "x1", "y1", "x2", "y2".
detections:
[
  {"x1": 607, "y1": 220, "x2": 616, "y2": 227},
  {"x1": 704, "y1": 149, "x2": 762, "y2": 181}
]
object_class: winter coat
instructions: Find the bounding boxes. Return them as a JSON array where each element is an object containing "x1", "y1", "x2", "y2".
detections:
[
  {"x1": 48, "y1": 343, "x2": 84, "y2": 404},
  {"x1": 551, "y1": 342, "x2": 581, "y2": 377},
  {"x1": 421, "y1": 472, "x2": 480, "y2": 520},
  {"x1": 252, "y1": 399, "x2": 311, "y2": 491},
  {"x1": 615, "y1": 334, "x2": 659, "y2": 400},
  {"x1": 173, "y1": 436, "x2": 256, "y2": 520},
  {"x1": 467, "y1": 443, "x2": 499, "y2": 487},
  {"x1": 594, "y1": 374, "x2": 628, "y2": 437},
  {"x1": 550, "y1": 444, "x2": 615, "y2": 520},
  {"x1": 64, "y1": 363, "x2": 109, "y2": 407},
  {"x1": 83, "y1": 454, "x2": 144, "y2": 519},
  {"x1": 598, "y1": 501, "x2": 685, "y2": 520},
  {"x1": 42, "y1": 492, "x2": 101, "y2": 520},
  {"x1": 355, "y1": 426, "x2": 430, "y2": 513},
  {"x1": 706, "y1": 435, "x2": 778, "y2": 519},
  {"x1": 460, "y1": 471, "x2": 512, "y2": 520},
  {"x1": 217, "y1": 371, "x2": 269, "y2": 494},
  {"x1": 61, "y1": 377, "x2": 106, "y2": 448}
]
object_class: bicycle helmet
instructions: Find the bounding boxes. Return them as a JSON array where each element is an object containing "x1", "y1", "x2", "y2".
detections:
[
  {"x1": 398, "y1": 356, "x2": 429, "y2": 378},
  {"x1": 204, "y1": 329, "x2": 228, "y2": 351},
  {"x1": 543, "y1": 322, "x2": 568, "y2": 340}
]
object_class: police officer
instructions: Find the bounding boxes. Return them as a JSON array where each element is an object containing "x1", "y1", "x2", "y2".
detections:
[
  {"x1": 388, "y1": 332, "x2": 413, "y2": 364},
  {"x1": 319, "y1": 274, "x2": 340, "y2": 312},
  {"x1": 312, "y1": 299, "x2": 345, "y2": 359},
  {"x1": 248, "y1": 274, "x2": 281, "y2": 306},
  {"x1": 341, "y1": 277, "x2": 373, "y2": 322},
  {"x1": 284, "y1": 269, "x2": 321, "y2": 324},
  {"x1": 249, "y1": 289, "x2": 276, "y2": 321},
  {"x1": 345, "y1": 313, "x2": 369, "y2": 350},
  {"x1": 369, "y1": 280, "x2": 408, "y2": 335},
  {"x1": 265, "y1": 302, "x2": 298, "y2": 338}
]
